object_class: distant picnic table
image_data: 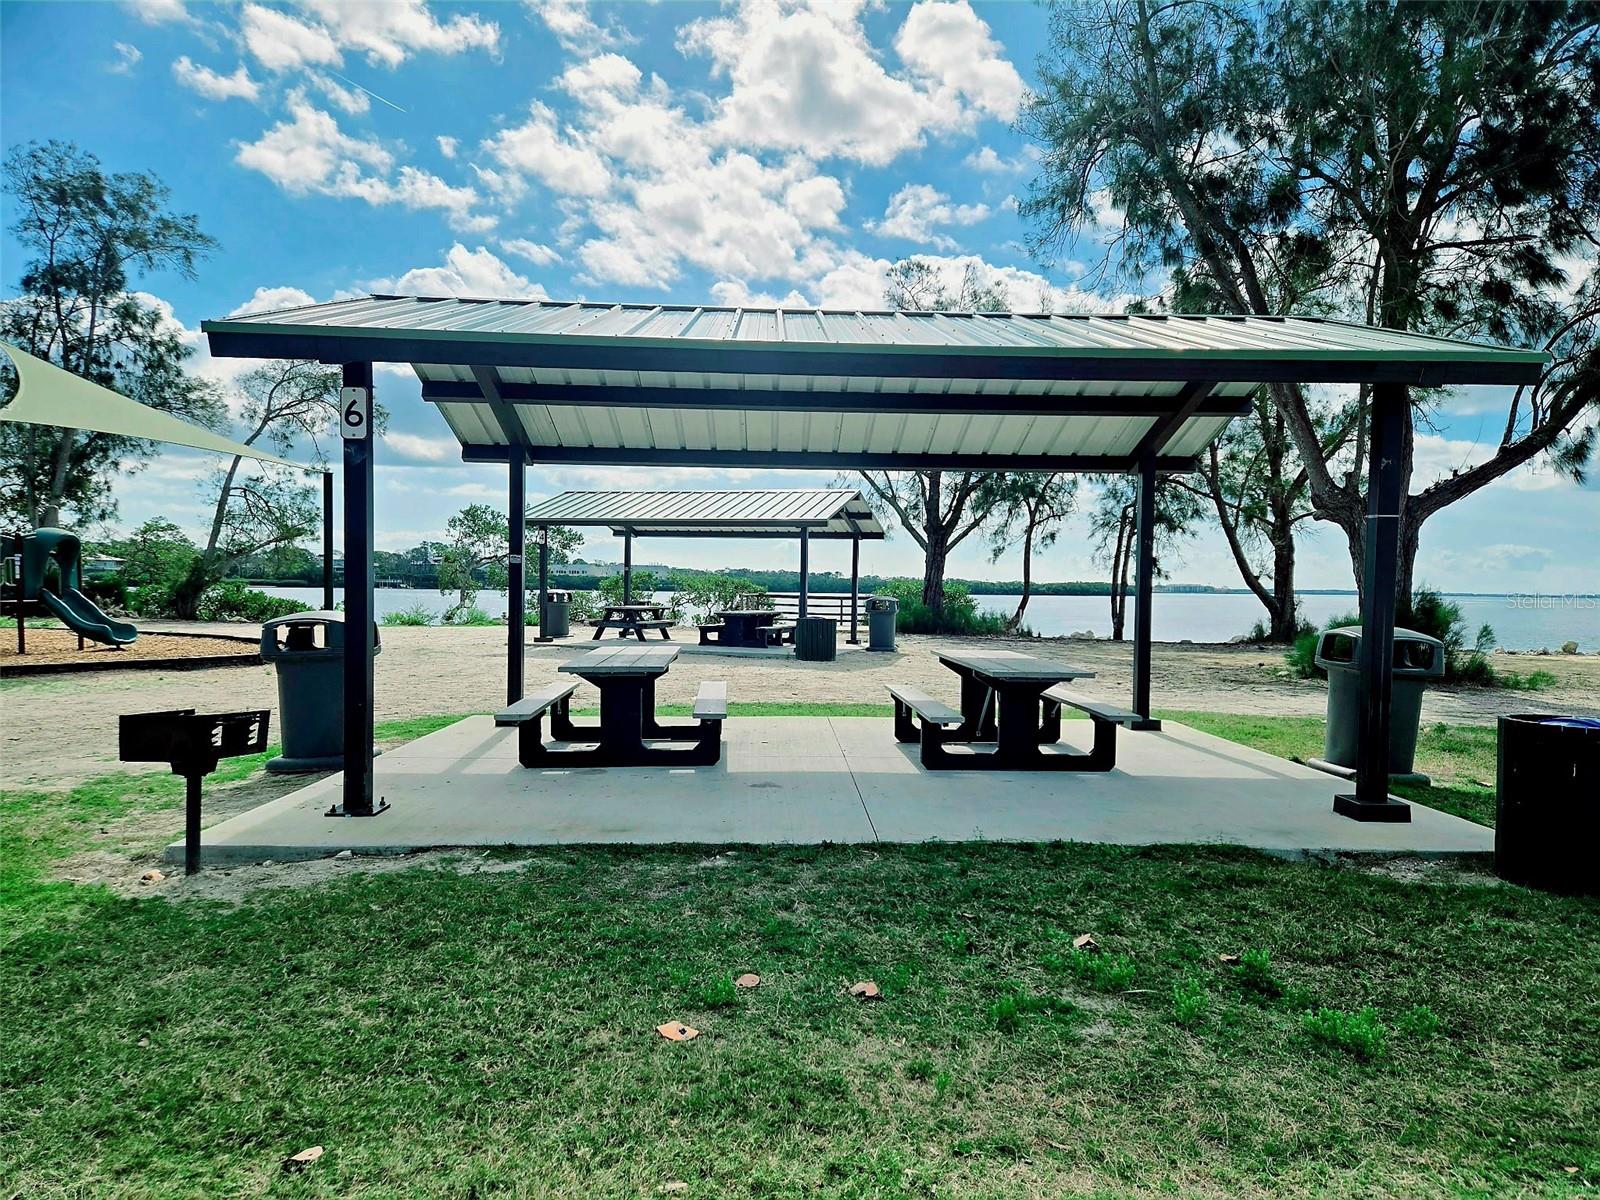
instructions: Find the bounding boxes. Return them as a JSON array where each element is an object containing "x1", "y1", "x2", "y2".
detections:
[{"x1": 591, "y1": 602, "x2": 672, "y2": 641}]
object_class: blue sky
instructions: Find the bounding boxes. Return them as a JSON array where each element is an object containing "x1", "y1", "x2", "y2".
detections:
[{"x1": 2, "y1": 0, "x2": 1594, "y2": 595}]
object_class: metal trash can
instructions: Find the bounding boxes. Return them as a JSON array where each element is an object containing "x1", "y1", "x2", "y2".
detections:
[
  {"x1": 539, "y1": 589, "x2": 572, "y2": 639},
  {"x1": 866, "y1": 595, "x2": 898, "y2": 652},
  {"x1": 1313, "y1": 625, "x2": 1444, "y2": 775},
  {"x1": 1496, "y1": 714, "x2": 1600, "y2": 893},
  {"x1": 795, "y1": 615, "x2": 837, "y2": 662},
  {"x1": 259, "y1": 611, "x2": 381, "y2": 773}
]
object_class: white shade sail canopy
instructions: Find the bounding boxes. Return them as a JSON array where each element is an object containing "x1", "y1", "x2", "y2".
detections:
[
  {"x1": 0, "y1": 340, "x2": 310, "y2": 470},
  {"x1": 524, "y1": 488, "x2": 885, "y2": 539}
]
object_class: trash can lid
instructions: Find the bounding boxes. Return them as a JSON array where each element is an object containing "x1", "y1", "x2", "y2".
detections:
[
  {"x1": 262, "y1": 608, "x2": 343, "y2": 628},
  {"x1": 1537, "y1": 717, "x2": 1600, "y2": 730}
]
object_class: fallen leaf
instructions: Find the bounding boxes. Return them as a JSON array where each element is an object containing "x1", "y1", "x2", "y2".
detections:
[
  {"x1": 139, "y1": 870, "x2": 164, "y2": 884},
  {"x1": 847, "y1": 981, "x2": 882, "y2": 1000},
  {"x1": 661, "y1": 1183, "x2": 690, "y2": 1194},
  {"x1": 656, "y1": 1022, "x2": 699, "y2": 1041},
  {"x1": 1218, "y1": 953, "x2": 1241, "y2": 965},
  {"x1": 136, "y1": 1036, "x2": 151, "y2": 1048},
  {"x1": 958, "y1": 911, "x2": 977, "y2": 919},
  {"x1": 735, "y1": 973, "x2": 761, "y2": 989},
  {"x1": 1565, "y1": 1166, "x2": 1579, "y2": 1175},
  {"x1": 1072, "y1": 933, "x2": 1099, "y2": 952},
  {"x1": 282, "y1": 1146, "x2": 323, "y2": 1172},
  {"x1": 1043, "y1": 1139, "x2": 1071, "y2": 1152}
]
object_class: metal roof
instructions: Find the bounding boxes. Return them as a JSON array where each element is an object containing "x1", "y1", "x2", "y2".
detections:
[
  {"x1": 203, "y1": 295, "x2": 1549, "y2": 473},
  {"x1": 523, "y1": 488, "x2": 885, "y2": 539}
]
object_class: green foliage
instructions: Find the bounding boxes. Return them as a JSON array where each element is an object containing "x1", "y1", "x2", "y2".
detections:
[
  {"x1": 988, "y1": 986, "x2": 1077, "y2": 1034},
  {"x1": 1395, "y1": 1005, "x2": 1442, "y2": 1039},
  {"x1": 696, "y1": 974, "x2": 740, "y2": 1009},
  {"x1": 1497, "y1": 669, "x2": 1557, "y2": 692},
  {"x1": 1302, "y1": 1006, "x2": 1388, "y2": 1060},
  {"x1": 194, "y1": 579, "x2": 310, "y2": 623},
  {"x1": 1043, "y1": 946, "x2": 1137, "y2": 992},
  {"x1": 1235, "y1": 948, "x2": 1285, "y2": 999},
  {"x1": 878, "y1": 578, "x2": 1011, "y2": 635},
  {"x1": 1, "y1": 141, "x2": 220, "y2": 527},
  {"x1": 382, "y1": 603, "x2": 436, "y2": 627},
  {"x1": 1171, "y1": 975, "x2": 1209, "y2": 1027},
  {"x1": 1285, "y1": 611, "x2": 1361, "y2": 679},
  {"x1": 444, "y1": 605, "x2": 497, "y2": 627},
  {"x1": 98, "y1": 518, "x2": 197, "y2": 592},
  {"x1": 669, "y1": 571, "x2": 756, "y2": 623}
]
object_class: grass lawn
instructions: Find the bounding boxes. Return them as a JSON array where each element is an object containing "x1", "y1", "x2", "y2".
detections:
[{"x1": 4, "y1": 707, "x2": 1595, "y2": 1198}]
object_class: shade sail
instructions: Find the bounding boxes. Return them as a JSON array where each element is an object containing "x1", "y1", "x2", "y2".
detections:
[
  {"x1": 202, "y1": 295, "x2": 1548, "y2": 473},
  {"x1": 0, "y1": 340, "x2": 310, "y2": 470},
  {"x1": 524, "y1": 488, "x2": 886, "y2": 539}
]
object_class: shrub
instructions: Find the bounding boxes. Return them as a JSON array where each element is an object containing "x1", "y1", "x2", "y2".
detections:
[
  {"x1": 444, "y1": 605, "x2": 497, "y2": 627},
  {"x1": 671, "y1": 571, "x2": 758, "y2": 623},
  {"x1": 1303, "y1": 1006, "x2": 1388, "y2": 1060},
  {"x1": 1498, "y1": 669, "x2": 1557, "y2": 691},
  {"x1": 84, "y1": 577, "x2": 129, "y2": 612},
  {"x1": 383, "y1": 603, "x2": 436, "y2": 627},
  {"x1": 196, "y1": 579, "x2": 312, "y2": 623},
  {"x1": 1171, "y1": 975, "x2": 1209, "y2": 1027},
  {"x1": 879, "y1": 578, "x2": 1012, "y2": 636},
  {"x1": 1285, "y1": 612, "x2": 1359, "y2": 679}
]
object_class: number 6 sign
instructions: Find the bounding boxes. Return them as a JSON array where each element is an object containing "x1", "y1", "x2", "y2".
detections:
[{"x1": 340, "y1": 387, "x2": 370, "y2": 439}]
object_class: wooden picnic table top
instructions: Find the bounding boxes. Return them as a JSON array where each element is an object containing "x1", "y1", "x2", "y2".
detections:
[
  {"x1": 601, "y1": 602, "x2": 668, "y2": 613},
  {"x1": 935, "y1": 648, "x2": 1094, "y2": 686},
  {"x1": 715, "y1": 609, "x2": 777, "y2": 619},
  {"x1": 559, "y1": 644, "x2": 679, "y2": 677}
]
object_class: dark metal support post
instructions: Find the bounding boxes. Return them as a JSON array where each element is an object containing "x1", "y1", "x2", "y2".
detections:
[
  {"x1": 535, "y1": 524, "x2": 552, "y2": 643},
  {"x1": 622, "y1": 529, "x2": 633, "y2": 604},
  {"x1": 321, "y1": 471, "x2": 335, "y2": 611},
  {"x1": 184, "y1": 772, "x2": 203, "y2": 877},
  {"x1": 848, "y1": 534, "x2": 860, "y2": 644},
  {"x1": 335, "y1": 361, "x2": 381, "y2": 817},
  {"x1": 1336, "y1": 382, "x2": 1411, "y2": 822},
  {"x1": 1130, "y1": 456, "x2": 1160, "y2": 731},
  {"x1": 798, "y1": 527, "x2": 810, "y2": 618},
  {"x1": 507, "y1": 456, "x2": 525, "y2": 706}
]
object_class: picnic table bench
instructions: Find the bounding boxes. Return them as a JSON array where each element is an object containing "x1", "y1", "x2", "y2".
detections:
[
  {"x1": 888, "y1": 650, "x2": 1132, "y2": 770},
  {"x1": 497, "y1": 645, "x2": 724, "y2": 767},
  {"x1": 700, "y1": 609, "x2": 796, "y2": 648},
  {"x1": 591, "y1": 602, "x2": 673, "y2": 641}
]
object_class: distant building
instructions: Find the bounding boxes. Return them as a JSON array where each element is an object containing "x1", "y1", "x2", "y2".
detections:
[{"x1": 83, "y1": 554, "x2": 125, "y2": 579}]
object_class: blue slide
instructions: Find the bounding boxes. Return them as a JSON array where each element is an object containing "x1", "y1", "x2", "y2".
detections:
[{"x1": 40, "y1": 587, "x2": 139, "y2": 646}]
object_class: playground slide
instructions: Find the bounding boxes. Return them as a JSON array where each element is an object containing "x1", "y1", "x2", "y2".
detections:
[{"x1": 39, "y1": 587, "x2": 139, "y2": 646}]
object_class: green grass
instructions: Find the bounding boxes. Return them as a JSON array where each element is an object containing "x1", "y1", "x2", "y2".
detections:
[
  {"x1": 3, "y1": 843, "x2": 1597, "y2": 1197},
  {"x1": 1165, "y1": 710, "x2": 1501, "y2": 827},
  {"x1": 5, "y1": 707, "x2": 1592, "y2": 1196}
]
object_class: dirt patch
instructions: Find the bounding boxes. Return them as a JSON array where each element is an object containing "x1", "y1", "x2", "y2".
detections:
[{"x1": 1, "y1": 626, "x2": 258, "y2": 674}]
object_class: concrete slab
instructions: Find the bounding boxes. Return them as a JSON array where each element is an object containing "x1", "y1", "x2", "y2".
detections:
[{"x1": 173, "y1": 717, "x2": 1495, "y2": 864}]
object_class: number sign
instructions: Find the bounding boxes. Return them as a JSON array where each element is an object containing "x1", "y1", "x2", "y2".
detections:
[{"x1": 340, "y1": 387, "x2": 371, "y2": 440}]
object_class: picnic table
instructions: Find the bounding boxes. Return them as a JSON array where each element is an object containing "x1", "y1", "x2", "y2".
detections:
[
  {"x1": 515, "y1": 644, "x2": 723, "y2": 766},
  {"x1": 887, "y1": 650, "x2": 1140, "y2": 771},
  {"x1": 591, "y1": 602, "x2": 673, "y2": 641},
  {"x1": 701, "y1": 608, "x2": 796, "y2": 648}
]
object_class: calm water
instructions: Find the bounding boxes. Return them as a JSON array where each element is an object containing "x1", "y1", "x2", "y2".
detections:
[{"x1": 259, "y1": 586, "x2": 1599, "y2": 652}]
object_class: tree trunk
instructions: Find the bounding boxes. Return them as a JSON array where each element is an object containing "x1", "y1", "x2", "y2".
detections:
[
  {"x1": 1109, "y1": 504, "x2": 1132, "y2": 640},
  {"x1": 921, "y1": 470, "x2": 948, "y2": 617},
  {"x1": 1007, "y1": 518, "x2": 1037, "y2": 632},
  {"x1": 1269, "y1": 527, "x2": 1298, "y2": 640}
]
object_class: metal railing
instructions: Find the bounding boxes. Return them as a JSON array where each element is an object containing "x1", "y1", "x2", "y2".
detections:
[{"x1": 733, "y1": 592, "x2": 861, "y2": 639}]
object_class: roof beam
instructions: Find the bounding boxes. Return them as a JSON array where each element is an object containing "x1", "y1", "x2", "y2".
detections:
[
  {"x1": 461, "y1": 444, "x2": 1200, "y2": 473},
  {"x1": 1128, "y1": 380, "x2": 1216, "y2": 461},
  {"x1": 202, "y1": 328, "x2": 1545, "y2": 388},
  {"x1": 421, "y1": 380, "x2": 1254, "y2": 419},
  {"x1": 469, "y1": 365, "x2": 531, "y2": 455}
]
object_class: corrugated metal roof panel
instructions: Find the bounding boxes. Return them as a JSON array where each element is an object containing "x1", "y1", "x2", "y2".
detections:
[{"x1": 523, "y1": 488, "x2": 885, "y2": 538}]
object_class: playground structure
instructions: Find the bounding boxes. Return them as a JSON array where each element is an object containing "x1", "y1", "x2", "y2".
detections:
[{"x1": 2, "y1": 527, "x2": 139, "y2": 651}]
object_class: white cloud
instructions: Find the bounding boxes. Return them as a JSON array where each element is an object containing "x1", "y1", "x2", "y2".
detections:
[
  {"x1": 1412, "y1": 432, "x2": 1579, "y2": 493},
  {"x1": 812, "y1": 251, "x2": 1121, "y2": 312},
  {"x1": 240, "y1": 3, "x2": 342, "y2": 72},
  {"x1": 371, "y1": 243, "x2": 549, "y2": 299},
  {"x1": 172, "y1": 56, "x2": 261, "y2": 102},
  {"x1": 500, "y1": 238, "x2": 562, "y2": 267},
  {"x1": 964, "y1": 145, "x2": 1029, "y2": 174},
  {"x1": 236, "y1": 95, "x2": 392, "y2": 191},
  {"x1": 109, "y1": 42, "x2": 143, "y2": 74},
  {"x1": 292, "y1": 0, "x2": 499, "y2": 69},
  {"x1": 228, "y1": 286, "x2": 318, "y2": 317},
  {"x1": 126, "y1": 0, "x2": 191, "y2": 25},
  {"x1": 528, "y1": 0, "x2": 632, "y2": 55},
  {"x1": 483, "y1": 102, "x2": 612, "y2": 197},
  {"x1": 869, "y1": 183, "x2": 988, "y2": 249},
  {"x1": 894, "y1": 0, "x2": 1026, "y2": 122},
  {"x1": 437, "y1": 135, "x2": 459, "y2": 159},
  {"x1": 384, "y1": 431, "x2": 461, "y2": 462},
  {"x1": 709, "y1": 280, "x2": 813, "y2": 308},
  {"x1": 307, "y1": 72, "x2": 370, "y2": 114}
]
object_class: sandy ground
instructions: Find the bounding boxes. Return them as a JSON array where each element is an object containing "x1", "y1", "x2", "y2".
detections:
[
  {"x1": 0, "y1": 627, "x2": 257, "y2": 669},
  {"x1": 4, "y1": 621, "x2": 1596, "y2": 791}
]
